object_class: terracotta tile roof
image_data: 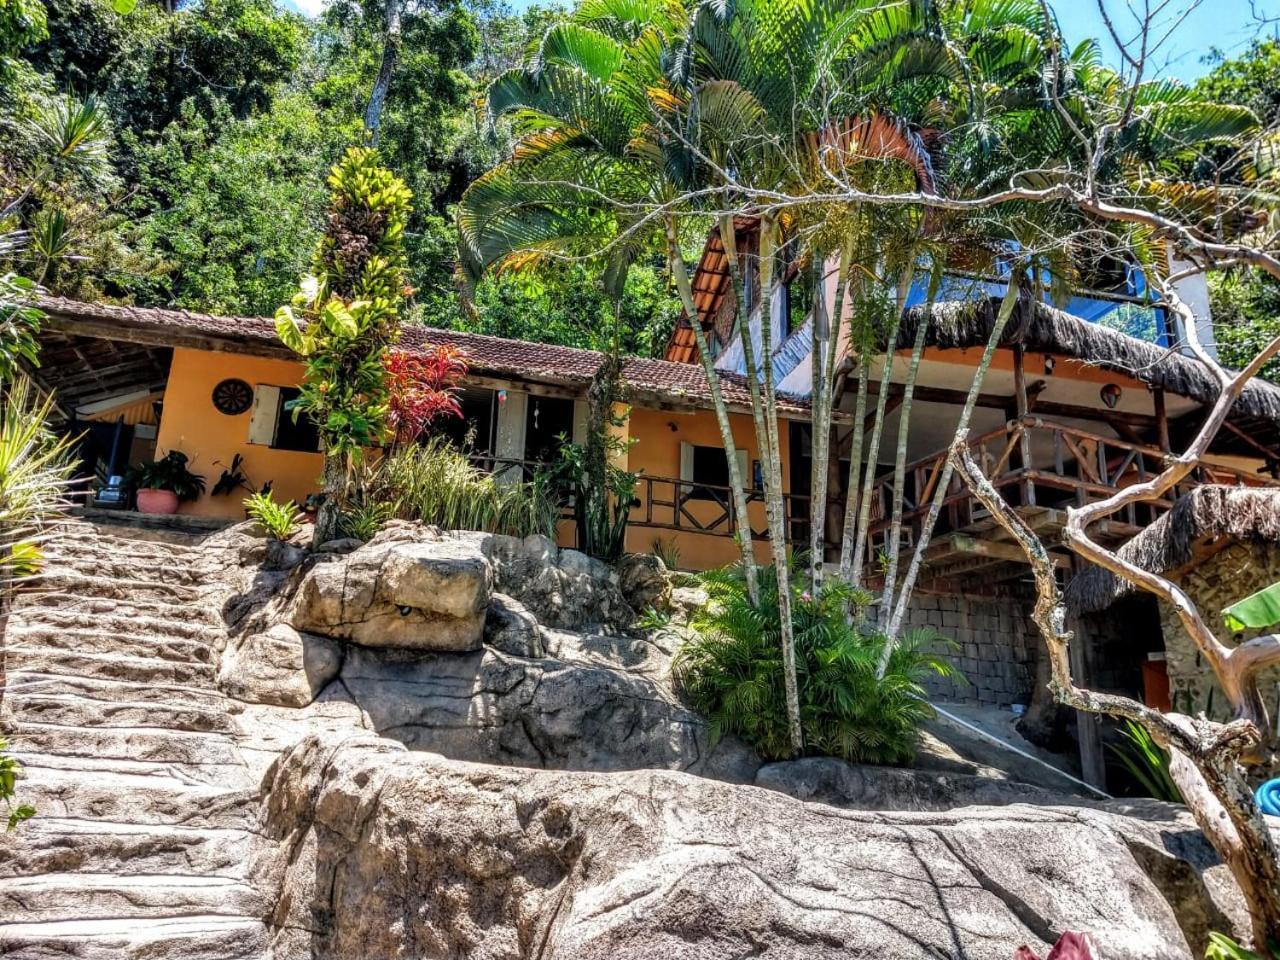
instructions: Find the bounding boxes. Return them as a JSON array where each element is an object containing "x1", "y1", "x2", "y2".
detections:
[{"x1": 36, "y1": 296, "x2": 811, "y2": 416}]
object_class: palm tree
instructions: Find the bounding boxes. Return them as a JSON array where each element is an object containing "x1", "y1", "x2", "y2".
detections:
[{"x1": 456, "y1": 1, "x2": 769, "y2": 604}]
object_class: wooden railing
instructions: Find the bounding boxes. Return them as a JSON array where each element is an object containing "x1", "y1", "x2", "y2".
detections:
[
  {"x1": 469, "y1": 418, "x2": 1279, "y2": 561},
  {"x1": 631, "y1": 474, "x2": 811, "y2": 543},
  {"x1": 863, "y1": 415, "x2": 1280, "y2": 557}
]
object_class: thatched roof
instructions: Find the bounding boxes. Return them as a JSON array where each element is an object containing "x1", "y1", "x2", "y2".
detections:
[
  {"x1": 1064, "y1": 486, "x2": 1280, "y2": 614},
  {"x1": 896, "y1": 297, "x2": 1280, "y2": 421}
]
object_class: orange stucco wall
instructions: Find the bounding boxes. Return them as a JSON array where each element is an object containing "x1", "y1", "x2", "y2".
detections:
[
  {"x1": 149, "y1": 345, "x2": 794, "y2": 566},
  {"x1": 154, "y1": 348, "x2": 322, "y2": 519},
  {"x1": 624, "y1": 405, "x2": 791, "y2": 570}
]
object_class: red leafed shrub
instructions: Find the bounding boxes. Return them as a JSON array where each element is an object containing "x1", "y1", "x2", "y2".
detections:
[
  {"x1": 383, "y1": 346, "x2": 466, "y2": 447},
  {"x1": 1015, "y1": 932, "x2": 1097, "y2": 960}
]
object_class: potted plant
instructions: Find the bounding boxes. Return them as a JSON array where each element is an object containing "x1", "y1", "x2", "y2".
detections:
[{"x1": 129, "y1": 450, "x2": 206, "y2": 515}]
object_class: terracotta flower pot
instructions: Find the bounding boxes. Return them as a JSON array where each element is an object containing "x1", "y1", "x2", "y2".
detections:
[{"x1": 136, "y1": 488, "x2": 180, "y2": 515}]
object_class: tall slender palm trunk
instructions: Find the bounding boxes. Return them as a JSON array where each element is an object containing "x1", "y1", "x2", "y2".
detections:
[
  {"x1": 838, "y1": 350, "x2": 870, "y2": 582},
  {"x1": 754, "y1": 215, "x2": 803, "y2": 754},
  {"x1": 364, "y1": 0, "x2": 402, "y2": 144},
  {"x1": 846, "y1": 292, "x2": 904, "y2": 592},
  {"x1": 664, "y1": 215, "x2": 759, "y2": 602},
  {"x1": 879, "y1": 264, "x2": 940, "y2": 614},
  {"x1": 881, "y1": 270, "x2": 1024, "y2": 660},
  {"x1": 807, "y1": 237, "x2": 854, "y2": 594}
]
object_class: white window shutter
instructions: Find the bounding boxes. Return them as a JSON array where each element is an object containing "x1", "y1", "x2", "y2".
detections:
[
  {"x1": 736, "y1": 449, "x2": 749, "y2": 483},
  {"x1": 680, "y1": 441, "x2": 694, "y2": 482},
  {"x1": 248, "y1": 385, "x2": 280, "y2": 446}
]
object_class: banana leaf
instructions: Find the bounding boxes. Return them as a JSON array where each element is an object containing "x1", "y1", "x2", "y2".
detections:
[{"x1": 1223, "y1": 580, "x2": 1280, "y2": 633}]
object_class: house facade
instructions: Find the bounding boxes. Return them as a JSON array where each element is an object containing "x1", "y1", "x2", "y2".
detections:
[{"x1": 30, "y1": 266, "x2": 1280, "y2": 791}]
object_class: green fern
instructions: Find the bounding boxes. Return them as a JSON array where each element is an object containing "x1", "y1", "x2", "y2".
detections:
[{"x1": 674, "y1": 564, "x2": 959, "y2": 764}]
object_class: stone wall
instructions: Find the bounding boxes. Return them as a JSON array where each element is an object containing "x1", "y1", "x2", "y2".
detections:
[
  {"x1": 1161, "y1": 540, "x2": 1280, "y2": 720},
  {"x1": 892, "y1": 591, "x2": 1038, "y2": 707}
]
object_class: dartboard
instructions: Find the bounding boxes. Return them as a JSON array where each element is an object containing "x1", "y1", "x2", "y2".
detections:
[{"x1": 212, "y1": 378, "x2": 253, "y2": 416}]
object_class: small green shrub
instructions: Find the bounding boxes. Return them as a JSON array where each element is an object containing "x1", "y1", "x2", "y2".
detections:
[
  {"x1": 674, "y1": 564, "x2": 959, "y2": 764},
  {"x1": 244, "y1": 490, "x2": 303, "y2": 540},
  {"x1": 354, "y1": 437, "x2": 559, "y2": 539},
  {"x1": 651, "y1": 536, "x2": 680, "y2": 572},
  {"x1": 1205, "y1": 932, "x2": 1280, "y2": 960}
]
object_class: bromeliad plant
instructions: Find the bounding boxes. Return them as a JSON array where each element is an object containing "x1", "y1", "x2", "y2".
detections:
[{"x1": 275, "y1": 146, "x2": 412, "y2": 543}]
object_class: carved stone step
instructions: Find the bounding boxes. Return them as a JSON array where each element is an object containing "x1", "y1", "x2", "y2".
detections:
[
  {"x1": 0, "y1": 914, "x2": 268, "y2": 960},
  {"x1": 0, "y1": 818, "x2": 257, "y2": 879},
  {"x1": 6, "y1": 624, "x2": 216, "y2": 665},
  {"x1": 5, "y1": 693, "x2": 235, "y2": 734},
  {"x1": 4, "y1": 648, "x2": 217, "y2": 686},
  {"x1": 7, "y1": 723, "x2": 244, "y2": 767},
  {"x1": 0, "y1": 872, "x2": 267, "y2": 923}
]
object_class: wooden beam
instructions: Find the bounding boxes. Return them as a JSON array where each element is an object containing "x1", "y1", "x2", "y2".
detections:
[
  {"x1": 932, "y1": 533, "x2": 1071, "y2": 569},
  {"x1": 867, "y1": 380, "x2": 1157, "y2": 427},
  {"x1": 41, "y1": 313, "x2": 292, "y2": 360},
  {"x1": 1012, "y1": 346, "x2": 1035, "y2": 505},
  {"x1": 1067, "y1": 601, "x2": 1108, "y2": 791}
]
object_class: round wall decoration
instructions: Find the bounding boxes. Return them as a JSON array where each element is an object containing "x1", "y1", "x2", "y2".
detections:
[{"x1": 212, "y1": 378, "x2": 253, "y2": 416}]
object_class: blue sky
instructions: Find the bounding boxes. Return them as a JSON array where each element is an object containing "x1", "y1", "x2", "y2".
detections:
[{"x1": 281, "y1": 0, "x2": 1279, "y2": 82}]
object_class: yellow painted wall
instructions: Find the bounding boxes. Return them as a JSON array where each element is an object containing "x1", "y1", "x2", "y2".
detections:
[
  {"x1": 154, "y1": 348, "x2": 322, "y2": 519},
  {"x1": 624, "y1": 406, "x2": 791, "y2": 571}
]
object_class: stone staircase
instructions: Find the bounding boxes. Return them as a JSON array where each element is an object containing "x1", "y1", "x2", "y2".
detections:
[{"x1": 0, "y1": 521, "x2": 269, "y2": 959}]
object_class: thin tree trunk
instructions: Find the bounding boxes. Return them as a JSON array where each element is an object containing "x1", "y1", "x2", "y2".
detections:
[
  {"x1": 718, "y1": 216, "x2": 772, "y2": 484},
  {"x1": 838, "y1": 347, "x2": 869, "y2": 581},
  {"x1": 879, "y1": 263, "x2": 939, "y2": 615},
  {"x1": 756, "y1": 215, "x2": 803, "y2": 755},
  {"x1": 364, "y1": 0, "x2": 402, "y2": 144},
  {"x1": 808, "y1": 236, "x2": 853, "y2": 594},
  {"x1": 882, "y1": 269, "x2": 1024, "y2": 650},
  {"x1": 313, "y1": 448, "x2": 346, "y2": 546},
  {"x1": 665, "y1": 215, "x2": 759, "y2": 602},
  {"x1": 847, "y1": 289, "x2": 904, "y2": 592}
]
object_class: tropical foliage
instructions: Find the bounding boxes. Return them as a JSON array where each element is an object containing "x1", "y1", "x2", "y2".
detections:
[
  {"x1": 127, "y1": 449, "x2": 206, "y2": 501},
  {"x1": 348, "y1": 436, "x2": 559, "y2": 540},
  {"x1": 275, "y1": 145, "x2": 411, "y2": 540},
  {"x1": 243, "y1": 490, "x2": 303, "y2": 541},
  {"x1": 382, "y1": 345, "x2": 466, "y2": 450},
  {"x1": 674, "y1": 563, "x2": 958, "y2": 764},
  {"x1": 1107, "y1": 720, "x2": 1182, "y2": 804}
]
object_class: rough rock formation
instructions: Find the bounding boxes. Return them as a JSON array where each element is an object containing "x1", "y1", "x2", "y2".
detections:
[
  {"x1": 259, "y1": 735, "x2": 1240, "y2": 960},
  {"x1": 289, "y1": 530, "x2": 493, "y2": 651},
  {"x1": 0, "y1": 518, "x2": 1255, "y2": 960}
]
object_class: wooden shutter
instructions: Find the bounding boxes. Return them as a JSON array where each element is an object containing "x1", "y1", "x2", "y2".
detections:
[{"x1": 248, "y1": 385, "x2": 280, "y2": 446}]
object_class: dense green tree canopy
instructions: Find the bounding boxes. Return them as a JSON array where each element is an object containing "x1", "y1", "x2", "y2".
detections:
[{"x1": 1, "y1": 0, "x2": 681, "y2": 357}]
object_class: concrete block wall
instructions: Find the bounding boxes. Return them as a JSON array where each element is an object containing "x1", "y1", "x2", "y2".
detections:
[{"x1": 891, "y1": 592, "x2": 1038, "y2": 707}]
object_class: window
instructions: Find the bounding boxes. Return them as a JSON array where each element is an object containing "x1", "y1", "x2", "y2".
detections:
[
  {"x1": 433, "y1": 388, "x2": 496, "y2": 454},
  {"x1": 681, "y1": 442, "x2": 748, "y2": 501},
  {"x1": 247, "y1": 385, "x2": 321, "y2": 453}
]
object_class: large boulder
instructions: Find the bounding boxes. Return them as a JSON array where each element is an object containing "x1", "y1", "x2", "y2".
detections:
[
  {"x1": 483, "y1": 592, "x2": 544, "y2": 658},
  {"x1": 259, "y1": 735, "x2": 1229, "y2": 960},
  {"x1": 218, "y1": 623, "x2": 342, "y2": 708},
  {"x1": 335, "y1": 639, "x2": 756, "y2": 781},
  {"x1": 484, "y1": 533, "x2": 634, "y2": 631},
  {"x1": 288, "y1": 532, "x2": 492, "y2": 651}
]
